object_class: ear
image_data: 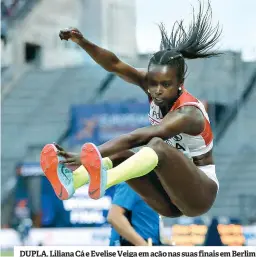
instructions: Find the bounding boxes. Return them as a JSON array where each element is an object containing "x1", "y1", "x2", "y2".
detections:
[{"x1": 179, "y1": 78, "x2": 184, "y2": 85}]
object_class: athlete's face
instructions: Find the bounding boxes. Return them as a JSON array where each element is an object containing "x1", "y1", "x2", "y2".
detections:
[{"x1": 147, "y1": 65, "x2": 182, "y2": 107}]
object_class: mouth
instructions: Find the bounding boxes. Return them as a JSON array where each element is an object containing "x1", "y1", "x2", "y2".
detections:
[{"x1": 153, "y1": 97, "x2": 164, "y2": 104}]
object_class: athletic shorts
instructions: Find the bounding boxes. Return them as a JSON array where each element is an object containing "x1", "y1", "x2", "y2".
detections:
[{"x1": 199, "y1": 164, "x2": 219, "y2": 190}]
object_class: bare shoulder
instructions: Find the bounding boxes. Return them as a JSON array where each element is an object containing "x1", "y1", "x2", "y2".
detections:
[
  {"x1": 178, "y1": 105, "x2": 205, "y2": 120},
  {"x1": 176, "y1": 105, "x2": 205, "y2": 134}
]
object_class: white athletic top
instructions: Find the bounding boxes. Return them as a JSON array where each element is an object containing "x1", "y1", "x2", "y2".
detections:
[{"x1": 148, "y1": 89, "x2": 213, "y2": 158}]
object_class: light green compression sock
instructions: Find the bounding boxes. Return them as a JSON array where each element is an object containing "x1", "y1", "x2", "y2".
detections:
[
  {"x1": 106, "y1": 147, "x2": 158, "y2": 189},
  {"x1": 73, "y1": 157, "x2": 113, "y2": 190}
]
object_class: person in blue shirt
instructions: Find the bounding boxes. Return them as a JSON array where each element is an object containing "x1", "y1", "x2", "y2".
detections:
[
  {"x1": 108, "y1": 182, "x2": 161, "y2": 246},
  {"x1": 109, "y1": 228, "x2": 121, "y2": 246}
]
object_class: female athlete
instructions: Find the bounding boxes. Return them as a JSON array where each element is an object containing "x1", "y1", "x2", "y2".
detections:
[{"x1": 40, "y1": 2, "x2": 221, "y2": 217}]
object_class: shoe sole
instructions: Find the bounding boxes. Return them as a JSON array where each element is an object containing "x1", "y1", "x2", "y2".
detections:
[
  {"x1": 80, "y1": 143, "x2": 106, "y2": 200},
  {"x1": 40, "y1": 144, "x2": 69, "y2": 200}
]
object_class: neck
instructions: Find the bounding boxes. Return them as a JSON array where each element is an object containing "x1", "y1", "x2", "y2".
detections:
[
  {"x1": 160, "y1": 104, "x2": 171, "y2": 116},
  {"x1": 160, "y1": 89, "x2": 183, "y2": 116}
]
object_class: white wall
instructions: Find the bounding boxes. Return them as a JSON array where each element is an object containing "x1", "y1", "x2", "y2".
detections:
[
  {"x1": 82, "y1": 0, "x2": 137, "y2": 58},
  {"x1": 7, "y1": 0, "x2": 138, "y2": 70},
  {"x1": 8, "y1": 0, "x2": 84, "y2": 70}
]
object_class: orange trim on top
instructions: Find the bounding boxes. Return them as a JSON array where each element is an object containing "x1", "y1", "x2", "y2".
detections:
[
  {"x1": 170, "y1": 90, "x2": 213, "y2": 146},
  {"x1": 201, "y1": 119, "x2": 213, "y2": 145},
  {"x1": 170, "y1": 89, "x2": 199, "y2": 111}
]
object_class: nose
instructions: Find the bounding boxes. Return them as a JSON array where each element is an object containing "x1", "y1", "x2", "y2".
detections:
[{"x1": 155, "y1": 84, "x2": 163, "y2": 95}]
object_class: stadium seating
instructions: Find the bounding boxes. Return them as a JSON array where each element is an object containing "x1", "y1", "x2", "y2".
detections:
[
  {"x1": 1, "y1": 65, "x2": 108, "y2": 199},
  {"x1": 96, "y1": 76, "x2": 147, "y2": 103},
  {"x1": 2, "y1": 51, "x2": 256, "y2": 225},
  {"x1": 210, "y1": 74, "x2": 256, "y2": 219}
]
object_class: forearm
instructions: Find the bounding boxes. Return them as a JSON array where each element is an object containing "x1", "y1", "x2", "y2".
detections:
[
  {"x1": 110, "y1": 216, "x2": 148, "y2": 246},
  {"x1": 76, "y1": 38, "x2": 119, "y2": 72},
  {"x1": 98, "y1": 114, "x2": 192, "y2": 157},
  {"x1": 98, "y1": 133, "x2": 145, "y2": 157},
  {"x1": 98, "y1": 125, "x2": 167, "y2": 157}
]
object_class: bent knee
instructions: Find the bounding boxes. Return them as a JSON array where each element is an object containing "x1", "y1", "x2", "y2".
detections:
[
  {"x1": 148, "y1": 137, "x2": 166, "y2": 156},
  {"x1": 148, "y1": 137, "x2": 164, "y2": 148}
]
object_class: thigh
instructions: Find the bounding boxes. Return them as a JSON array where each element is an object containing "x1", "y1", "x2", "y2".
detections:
[
  {"x1": 148, "y1": 138, "x2": 218, "y2": 217},
  {"x1": 127, "y1": 172, "x2": 182, "y2": 217},
  {"x1": 109, "y1": 150, "x2": 182, "y2": 217}
]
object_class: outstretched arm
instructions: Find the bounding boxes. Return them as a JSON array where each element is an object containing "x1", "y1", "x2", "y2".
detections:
[
  {"x1": 59, "y1": 106, "x2": 204, "y2": 165},
  {"x1": 59, "y1": 28, "x2": 147, "y2": 92}
]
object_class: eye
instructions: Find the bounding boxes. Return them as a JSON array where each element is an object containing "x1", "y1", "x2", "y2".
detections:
[{"x1": 162, "y1": 81, "x2": 171, "y2": 88}]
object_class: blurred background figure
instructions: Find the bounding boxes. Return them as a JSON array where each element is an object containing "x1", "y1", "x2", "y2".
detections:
[
  {"x1": 1, "y1": 0, "x2": 256, "y2": 254},
  {"x1": 108, "y1": 182, "x2": 162, "y2": 246}
]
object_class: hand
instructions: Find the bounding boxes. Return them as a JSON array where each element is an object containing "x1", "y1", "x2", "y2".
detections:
[
  {"x1": 135, "y1": 240, "x2": 149, "y2": 246},
  {"x1": 54, "y1": 143, "x2": 81, "y2": 166},
  {"x1": 147, "y1": 238, "x2": 152, "y2": 246},
  {"x1": 59, "y1": 27, "x2": 83, "y2": 43}
]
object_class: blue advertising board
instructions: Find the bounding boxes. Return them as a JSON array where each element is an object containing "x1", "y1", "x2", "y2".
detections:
[{"x1": 69, "y1": 101, "x2": 149, "y2": 146}]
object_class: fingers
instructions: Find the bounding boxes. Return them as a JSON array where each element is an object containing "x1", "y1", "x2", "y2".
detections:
[
  {"x1": 53, "y1": 143, "x2": 64, "y2": 151},
  {"x1": 59, "y1": 28, "x2": 79, "y2": 39},
  {"x1": 63, "y1": 162, "x2": 78, "y2": 166},
  {"x1": 70, "y1": 30, "x2": 82, "y2": 38},
  {"x1": 57, "y1": 151, "x2": 71, "y2": 158},
  {"x1": 53, "y1": 143, "x2": 72, "y2": 158},
  {"x1": 59, "y1": 27, "x2": 82, "y2": 41},
  {"x1": 60, "y1": 157, "x2": 80, "y2": 165},
  {"x1": 59, "y1": 30, "x2": 70, "y2": 41},
  {"x1": 51, "y1": 142, "x2": 81, "y2": 164},
  {"x1": 60, "y1": 157, "x2": 76, "y2": 163},
  {"x1": 59, "y1": 28, "x2": 73, "y2": 40}
]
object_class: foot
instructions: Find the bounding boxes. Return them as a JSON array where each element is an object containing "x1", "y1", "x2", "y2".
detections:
[
  {"x1": 40, "y1": 144, "x2": 75, "y2": 200},
  {"x1": 80, "y1": 143, "x2": 107, "y2": 200}
]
